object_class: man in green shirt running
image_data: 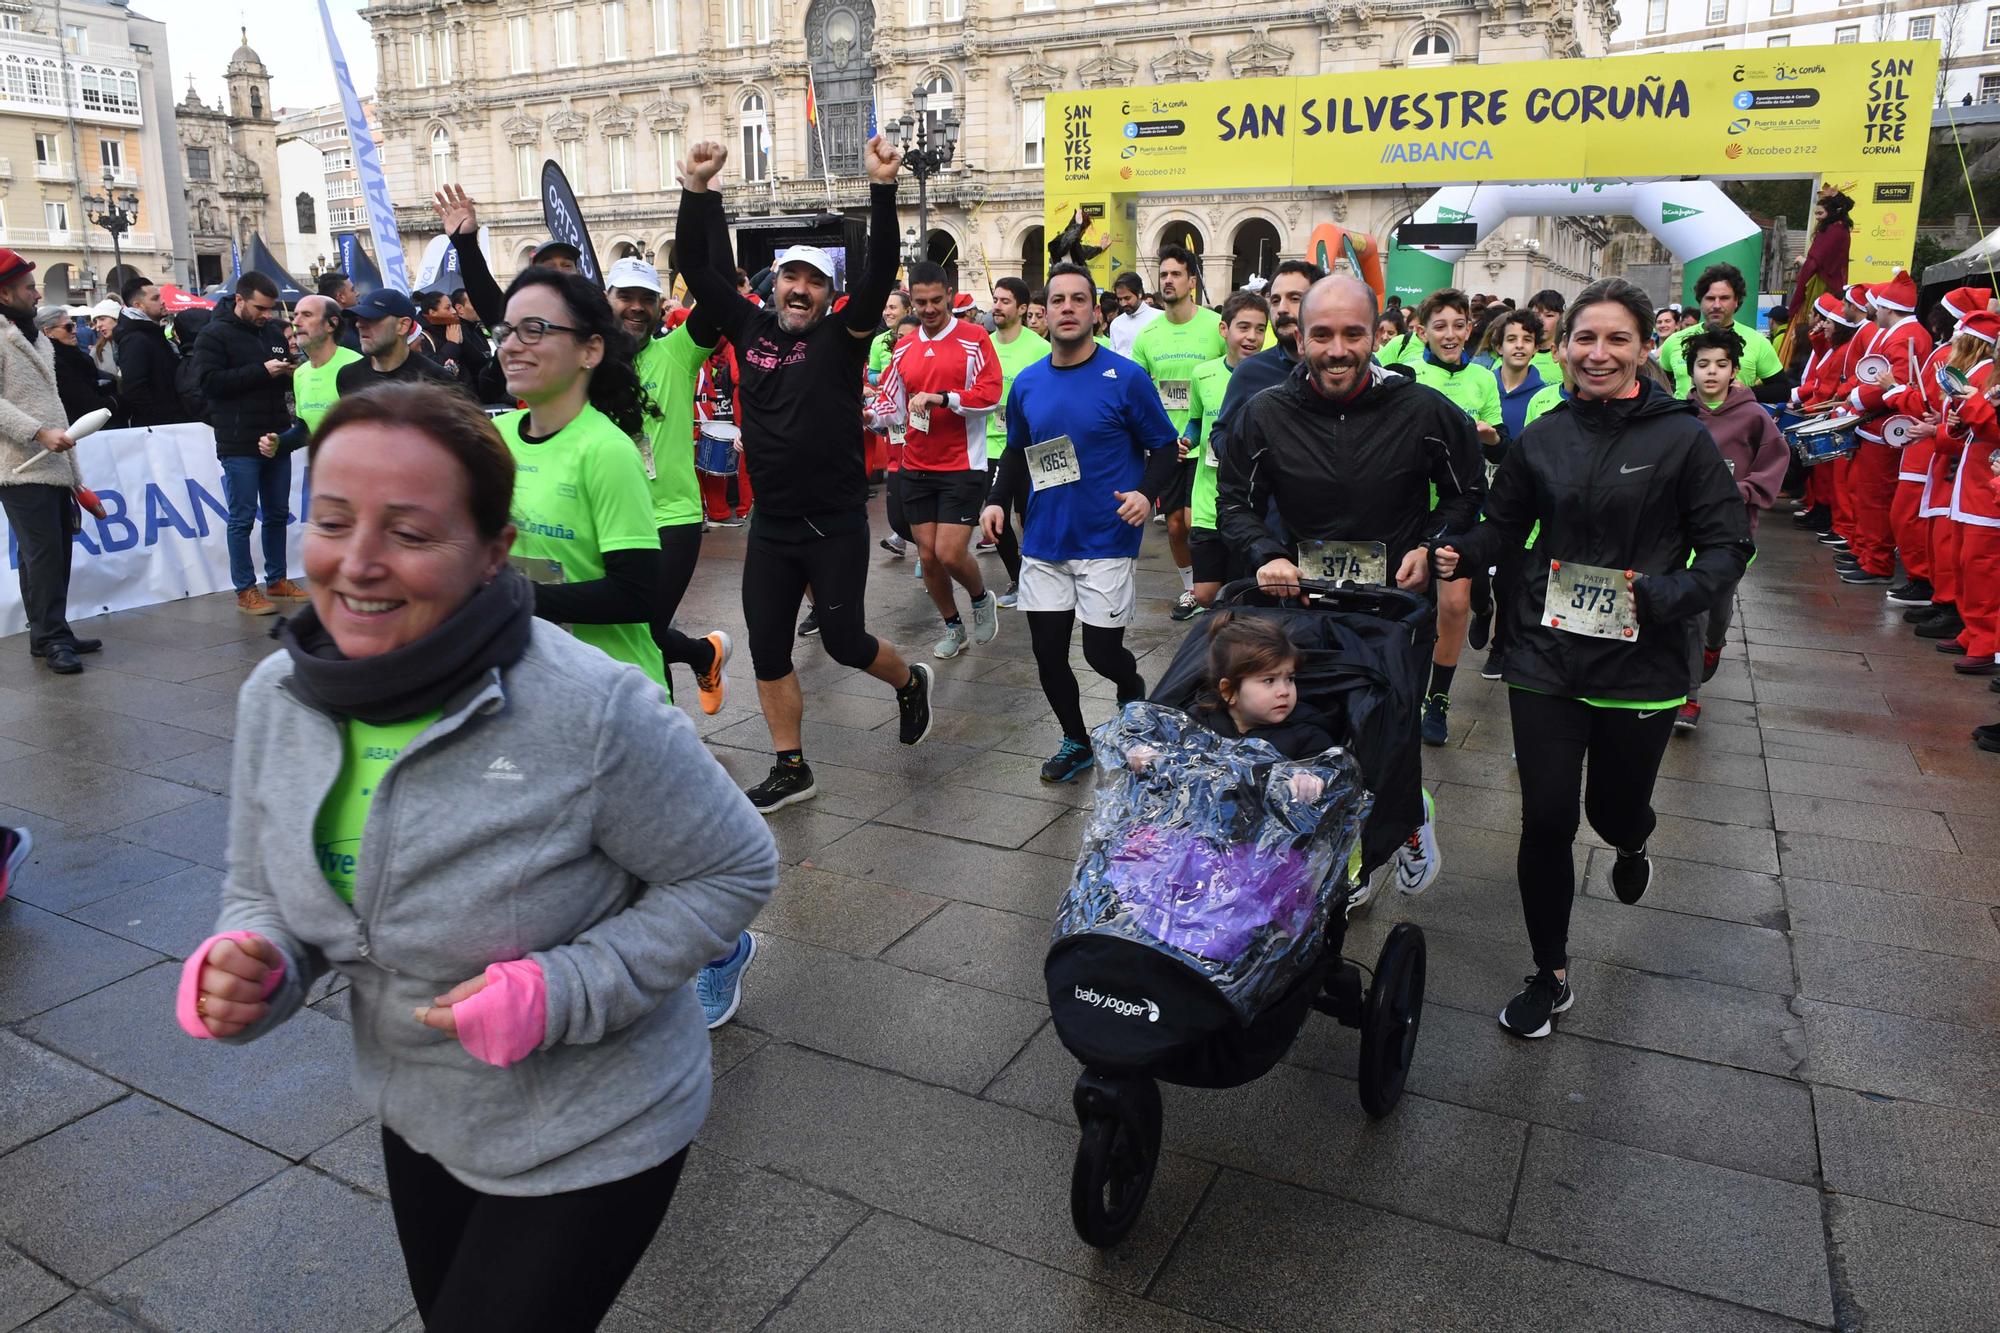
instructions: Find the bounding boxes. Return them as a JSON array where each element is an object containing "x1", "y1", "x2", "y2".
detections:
[
  {"x1": 983, "y1": 276, "x2": 1049, "y2": 605},
  {"x1": 256, "y1": 294, "x2": 361, "y2": 458},
  {"x1": 1130, "y1": 245, "x2": 1226, "y2": 619},
  {"x1": 1409, "y1": 287, "x2": 1504, "y2": 748},
  {"x1": 1178, "y1": 290, "x2": 1270, "y2": 617},
  {"x1": 1656, "y1": 262, "x2": 1787, "y2": 402},
  {"x1": 612, "y1": 256, "x2": 734, "y2": 714}
]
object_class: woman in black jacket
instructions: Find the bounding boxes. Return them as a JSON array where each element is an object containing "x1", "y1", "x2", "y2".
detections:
[
  {"x1": 36, "y1": 308, "x2": 115, "y2": 423},
  {"x1": 1434, "y1": 278, "x2": 1751, "y2": 1041}
]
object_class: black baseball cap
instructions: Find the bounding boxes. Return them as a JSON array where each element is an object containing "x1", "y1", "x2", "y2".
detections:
[
  {"x1": 531, "y1": 241, "x2": 582, "y2": 266},
  {"x1": 350, "y1": 289, "x2": 418, "y2": 321}
]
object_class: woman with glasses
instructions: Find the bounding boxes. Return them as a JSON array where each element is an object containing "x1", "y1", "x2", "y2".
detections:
[
  {"x1": 36, "y1": 308, "x2": 116, "y2": 423},
  {"x1": 490, "y1": 267, "x2": 669, "y2": 694}
]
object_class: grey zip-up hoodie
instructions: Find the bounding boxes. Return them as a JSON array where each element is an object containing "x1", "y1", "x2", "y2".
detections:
[{"x1": 213, "y1": 621, "x2": 777, "y2": 1195}]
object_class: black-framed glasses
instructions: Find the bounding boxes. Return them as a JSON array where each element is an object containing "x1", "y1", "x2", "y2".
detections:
[{"x1": 493, "y1": 318, "x2": 585, "y2": 347}]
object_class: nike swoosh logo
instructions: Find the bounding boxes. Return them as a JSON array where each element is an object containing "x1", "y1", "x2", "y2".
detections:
[
  {"x1": 1619, "y1": 463, "x2": 1653, "y2": 475},
  {"x1": 1636, "y1": 710, "x2": 1664, "y2": 720}
]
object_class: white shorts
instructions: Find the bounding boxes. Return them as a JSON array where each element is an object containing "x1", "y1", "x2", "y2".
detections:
[{"x1": 1016, "y1": 556, "x2": 1138, "y2": 629}]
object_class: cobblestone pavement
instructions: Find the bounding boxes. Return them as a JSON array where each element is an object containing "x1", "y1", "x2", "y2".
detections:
[{"x1": 3, "y1": 505, "x2": 1999, "y2": 1332}]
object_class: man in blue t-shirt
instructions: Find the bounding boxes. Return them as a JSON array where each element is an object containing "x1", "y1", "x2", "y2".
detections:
[{"x1": 983, "y1": 261, "x2": 1180, "y2": 783}]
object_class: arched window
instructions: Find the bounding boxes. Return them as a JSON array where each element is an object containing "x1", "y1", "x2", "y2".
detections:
[
  {"x1": 429, "y1": 125, "x2": 456, "y2": 190},
  {"x1": 296, "y1": 192, "x2": 317, "y2": 234},
  {"x1": 738, "y1": 91, "x2": 770, "y2": 182},
  {"x1": 1410, "y1": 31, "x2": 1452, "y2": 66},
  {"x1": 250, "y1": 86, "x2": 263, "y2": 118},
  {"x1": 919, "y1": 72, "x2": 954, "y2": 149}
]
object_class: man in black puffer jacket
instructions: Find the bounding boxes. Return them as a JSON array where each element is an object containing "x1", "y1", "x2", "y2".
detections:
[
  {"x1": 113, "y1": 276, "x2": 192, "y2": 426},
  {"x1": 190, "y1": 271, "x2": 302, "y2": 616}
]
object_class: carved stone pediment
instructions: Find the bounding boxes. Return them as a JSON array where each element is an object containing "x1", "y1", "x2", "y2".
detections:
[
  {"x1": 1006, "y1": 50, "x2": 1065, "y2": 96},
  {"x1": 1149, "y1": 38, "x2": 1210, "y2": 84},
  {"x1": 502, "y1": 105, "x2": 542, "y2": 146},
  {"x1": 1227, "y1": 29, "x2": 1293, "y2": 78},
  {"x1": 643, "y1": 94, "x2": 691, "y2": 133},
  {"x1": 596, "y1": 101, "x2": 638, "y2": 135},
  {"x1": 1077, "y1": 45, "x2": 1137, "y2": 90},
  {"x1": 548, "y1": 102, "x2": 588, "y2": 142}
]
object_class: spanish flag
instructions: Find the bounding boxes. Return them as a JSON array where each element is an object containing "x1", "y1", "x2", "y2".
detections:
[{"x1": 805, "y1": 71, "x2": 818, "y2": 125}]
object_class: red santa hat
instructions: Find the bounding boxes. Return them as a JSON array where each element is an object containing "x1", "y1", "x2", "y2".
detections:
[
  {"x1": 1942, "y1": 286, "x2": 1995, "y2": 322},
  {"x1": 952, "y1": 292, "x2": 976, "y2": 314},
  {"x1": 1870, "y1": 269, "x2": 1917, "y2": 313},
  {"x1": 1958, "y1": 310, "x2": 2000, "y2": 347},
  {"x1": 1844, "y1": 283, "x2": 1872, "y2": 311},
  {"x1": 1813, "y1": 292, "x2": 1860, "y2": 327}
]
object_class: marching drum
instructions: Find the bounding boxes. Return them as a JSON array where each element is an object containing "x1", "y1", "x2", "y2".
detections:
[
  {"x1": 1790, "y1": 409, "x2": 1862, "y2": 466},
  {"x1": 1880, "y1": 415, "x2": 1924, "y2": 449},
  {"x1": 695, "y1": 421, "x2": 743, "y2": 476}
]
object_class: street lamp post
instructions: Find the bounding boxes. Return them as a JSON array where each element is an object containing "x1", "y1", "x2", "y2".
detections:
[
  {"x1": 884, "y1": 94, "x2": 959, "y2": 272},
  {"x1": 83, "y1": 170, "x2": 140, "y2": 296}
]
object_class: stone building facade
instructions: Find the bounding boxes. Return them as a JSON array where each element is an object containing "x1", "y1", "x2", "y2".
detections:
[
  {"x1": 173, "y1": 31, "x2": 280, "y2": 292},
  {"x1": 361, "y1": 0, "x2": 1616, "y2": 301}
]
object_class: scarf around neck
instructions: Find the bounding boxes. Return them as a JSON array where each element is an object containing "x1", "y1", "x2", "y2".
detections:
[{"x1": 276, "y1": 570, "x2": 535, "y2": 724}]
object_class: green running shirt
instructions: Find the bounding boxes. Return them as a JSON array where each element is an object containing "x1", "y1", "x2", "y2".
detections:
[
  {"x1": 1657, "y1": 321, "x2": 1782, "y2": 400},
  {"x1": 986, "y1": 326, "x2": 1051, "y2": 460},
  {"x1": 1412, "y1": 355, "x2": 1504, "y2": 428},
  {"x1": 1130, "y1": 308, "x2": 1226, "y2": 437},
  {"x1": 313, "y1": 710, "x2": 439, "y2": 901},
  {"x1": 634, "y1": 325, "x2": 715, "y2": 528},
  {"x1": 1186, "y1": 354, "x2": 1237, "y2": 531},
  {"x1": 496, "y1": 404, "x2": 669, "y2": 691},
  {"x1": 294, "y1": 346, "x2": 363, "y2": 435}
]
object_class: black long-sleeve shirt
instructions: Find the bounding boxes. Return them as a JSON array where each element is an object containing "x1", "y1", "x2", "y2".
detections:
[{"x1": 674, "y1": 183, "x2": 901, "y2": 520}]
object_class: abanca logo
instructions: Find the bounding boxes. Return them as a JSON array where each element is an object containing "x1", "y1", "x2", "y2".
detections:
[{"x1": 1075, "y1": 986, "x2": 1160, "y2": 1022}]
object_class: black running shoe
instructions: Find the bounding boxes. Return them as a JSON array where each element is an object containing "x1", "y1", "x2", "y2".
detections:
[
  {"x1": 1611, "y1": 845, "x2": 1652, "y2": 904},
  {"x1": 1839, "y1": 569, "x2": 1891, "y2": 586},
  {"x1": 1040, "y1": 737, "x2": 1095, "y2": 783},
  {"x1": 1468, "y1": 609, "x2": 1492, "y2": 652},
  {"x1": 897, "y1": 663, "x2": 934, "y2": 745},
  {"x1": 746, "y1": 761, "x2": 816, "y2": 814},
  {"x1": 1420, "y1": 693, "x2": 1450, "y2": 747},
  {"x1": 1480, "y1": 651, "x2": 1504, "y2": 681},
  {"x1": 1499, "y1": 970, "x2": 1574, "y2": 1039},
  {"x1": 1915, "y1": 610, "x2": 1966, "y2": 639},
  {"x1": 797, "y1": 608, "x2": 820, "y2": 637}
]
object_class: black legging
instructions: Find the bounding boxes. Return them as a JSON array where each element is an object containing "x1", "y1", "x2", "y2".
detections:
[
  {"x1": 382, "y1": 1126, "x2": 686, "y2": 1332},
  {"x1": 1027, "y1": 608, "x2": 1145, "y2": 742},
  {"x1": 742, "y1": 519, "x2": 879, "y2": 680},
  {"x1": 885, "y1": 470, "x2": 912, "y2": 544},
  {"x1": 651, "y1": 523, "x2": 716, "y2": 675},
  {"x1": 1509, "y1": 687, "x2": 1678, "y2": 973},
  {"x1": 986, "y1": 459, "x2": 1022, "y2": 584}
]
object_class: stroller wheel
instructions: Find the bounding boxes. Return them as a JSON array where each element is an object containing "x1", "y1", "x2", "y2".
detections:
[
  {"x1": 1069, "y1": 1073, "x2": 1161, "y2": 1248},
  {"x1": 1358, "y1": 922, "x2": 1426, "y2": 1119}
]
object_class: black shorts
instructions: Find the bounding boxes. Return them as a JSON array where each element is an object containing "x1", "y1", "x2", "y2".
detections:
[
  {"x1": 900, "y1": 468, "x2": 988, "y2": 527},
  {"x1": 1158, "y1": 459, "x2": 1197, "y2": 514},
  {"x1": 1190, "y1": 527, "x2": 1233, "y2": 584}
]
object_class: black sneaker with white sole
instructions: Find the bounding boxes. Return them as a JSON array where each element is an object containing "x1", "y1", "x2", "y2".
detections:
[
  {"x1": 1499, "y1": 969, "x2": 1574, "y2": 1039},
  {"x1": 1610, "y1": 845, "x2": 1652, "y2": 904},
  {"x1": 746, "y1": 761, "x2": 816, "y2": 813},
  {"x1": 897, "y1": 663, "x2": 934, "y2": 746}
]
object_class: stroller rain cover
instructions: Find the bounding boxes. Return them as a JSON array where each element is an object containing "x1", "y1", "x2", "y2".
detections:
[{"x1": 1053, "y1": 702, "x2": 1373, "y2": 1023}]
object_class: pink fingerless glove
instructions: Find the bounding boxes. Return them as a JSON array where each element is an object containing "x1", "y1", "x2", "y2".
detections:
[
  {"x1": 451, "y1": 959, "x2": 547, "y2": 1069},
  {"x1": 176, "y1": 931, "x2": 286, "y2": 1039}
]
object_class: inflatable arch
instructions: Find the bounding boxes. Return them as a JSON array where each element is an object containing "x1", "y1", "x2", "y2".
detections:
[{"x1": 1386, "y1": 181, "x2": 1763, "y2": 310}]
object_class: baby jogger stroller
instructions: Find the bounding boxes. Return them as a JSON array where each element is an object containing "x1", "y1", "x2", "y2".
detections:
[{"x1": 1044, "y1": 580, "x2": 1435, "y2": 1247}]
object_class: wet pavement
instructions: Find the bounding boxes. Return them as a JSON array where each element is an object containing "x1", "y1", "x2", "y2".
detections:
[{"x1": 2, "y1": 504, "x2": 1998, "y2": 1331}]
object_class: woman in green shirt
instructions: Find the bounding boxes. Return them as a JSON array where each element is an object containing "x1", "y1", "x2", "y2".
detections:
[{"x1": 491, "y1": 268, "x2": 669, "y2": 693}]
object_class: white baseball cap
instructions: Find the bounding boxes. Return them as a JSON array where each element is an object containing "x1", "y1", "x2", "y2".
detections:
[
  {"x1": 774, "y1": 245, "x2": 836, "y2": 280},
  {"x1": 605, "y1": 257, "x2": 663, "y2": 294}
]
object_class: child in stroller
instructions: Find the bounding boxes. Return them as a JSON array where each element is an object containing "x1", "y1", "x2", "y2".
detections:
[{"x1": 1045, "y1": 582, "x2": 1433, "y2": 1248}]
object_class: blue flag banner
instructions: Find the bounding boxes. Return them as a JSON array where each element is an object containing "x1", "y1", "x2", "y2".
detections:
[
  {"x1": 319, "y1": 0, "x2": 408, "y2": 292},
  {"x1": 336, "y1": 232, "x2": 387, "y2": 296},
  {"x1": 229, "y1": 242, "x2": 241, "y2": 284},
  {"x1": 539, "y1": 159, "x2": 602, "y2": 287},
  {"x1": 246, "y1": 234, "x2": 306, "y2": 303}
]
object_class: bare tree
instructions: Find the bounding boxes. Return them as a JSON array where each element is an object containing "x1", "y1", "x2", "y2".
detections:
[{"x1": 1932, "y1": 0, "x2": 1977, "y2": 107}]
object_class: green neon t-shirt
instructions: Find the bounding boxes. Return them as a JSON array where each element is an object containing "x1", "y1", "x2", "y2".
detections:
[
  {"x1": 1186, "y1": 354, "x2": 1237, "y2": 531},
  {"x1": 1131, "y1": 308, "x2": 1226, "y2": 436},
  {"x1": 314, "y1": 710, "x2": 439, "y2": 902},
  {"x1": 1658, "y1": 321, "x2": 1782, "y2": 399},
  {"x1": 1413, "y1": 355, "x2": 1504, "y2": 428},
  {"x1": 986, "y1": 326, "x2": 1051, "y2": 460},
  {"x1": 294, "y1": 345, "x2": 363, "y2": 435},
  {"x1": 496, "y1": 404, "x2": 668, "y2": 691},
  {"x1": 1525, "y1": 383, "x2": 1565, "y2": 426},
  {"x1": 1377, "y1": 333, "x2": 1422, "y2": 367},
  {"x1": 635, "y1": 325, "x2": 714, "y2": 528},
  {"x1": 1530, "y1": 350, "x2": 1561, "y2": 384},
  {"x1": 869, "y1": 327, "x2": 898, "y2": 381}
]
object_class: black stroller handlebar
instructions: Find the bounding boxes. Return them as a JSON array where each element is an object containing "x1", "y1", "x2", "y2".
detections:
[{"x1": 1217, "y1": 577, "x2": 1431, "y2": 622}]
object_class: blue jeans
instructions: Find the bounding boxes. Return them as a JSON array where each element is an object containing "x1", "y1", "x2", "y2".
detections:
[{"x1": 219, "y1": 453, "x2": 292, "y2": 592}]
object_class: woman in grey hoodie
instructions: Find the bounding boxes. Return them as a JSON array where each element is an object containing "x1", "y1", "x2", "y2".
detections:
[{"x1": 176, "y1": 383, "x2": 777, "y2": 1331}]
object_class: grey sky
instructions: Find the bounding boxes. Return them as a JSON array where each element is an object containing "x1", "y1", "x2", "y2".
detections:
[{"x1": 131, "y1": 0, "x2": 376, "y2": 113}]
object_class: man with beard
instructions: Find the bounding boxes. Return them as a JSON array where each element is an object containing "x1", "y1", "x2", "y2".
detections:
[
  {"x1": 335, "y1": 290, "x2": 462, "y2": 395},
  {"x1": 1215, "y1": 275, "x2": 1484, "y2": 908},
  {"x1": 256, "y1": 295, "x2": 361, "y2": 458},
  {"x1": 605, "y1": 254, "x2": 734, "y2": 714},
  {"x1": 1205, "y1": 259, "x2": 1324, "y2": 468},
  {"x1": 675, "y1": 137, "x2": 935, "y2": 813}
]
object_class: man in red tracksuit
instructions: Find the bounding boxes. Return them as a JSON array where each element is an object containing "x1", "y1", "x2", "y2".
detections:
[
  {"x1": 1814, "y1": 286, "x2": 1881, "y2": 556},
  {"x1": 1791, "y1": 292, "x2": 1864, "y2": 536},
  {"x1": 1838, "y1": 272, "x2": 1930, "y2": 586},
  {"x1": 1936, "y1": 310, "x2": 2000, "y2": 681},
  {"x1": 871, "y1": 260, "x2": 1004, "y2": 659}
]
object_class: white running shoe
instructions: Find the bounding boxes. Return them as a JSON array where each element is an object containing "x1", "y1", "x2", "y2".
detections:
[{"x1": 1394, "y1": 791, "x2": 1442, "y2": 896}]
